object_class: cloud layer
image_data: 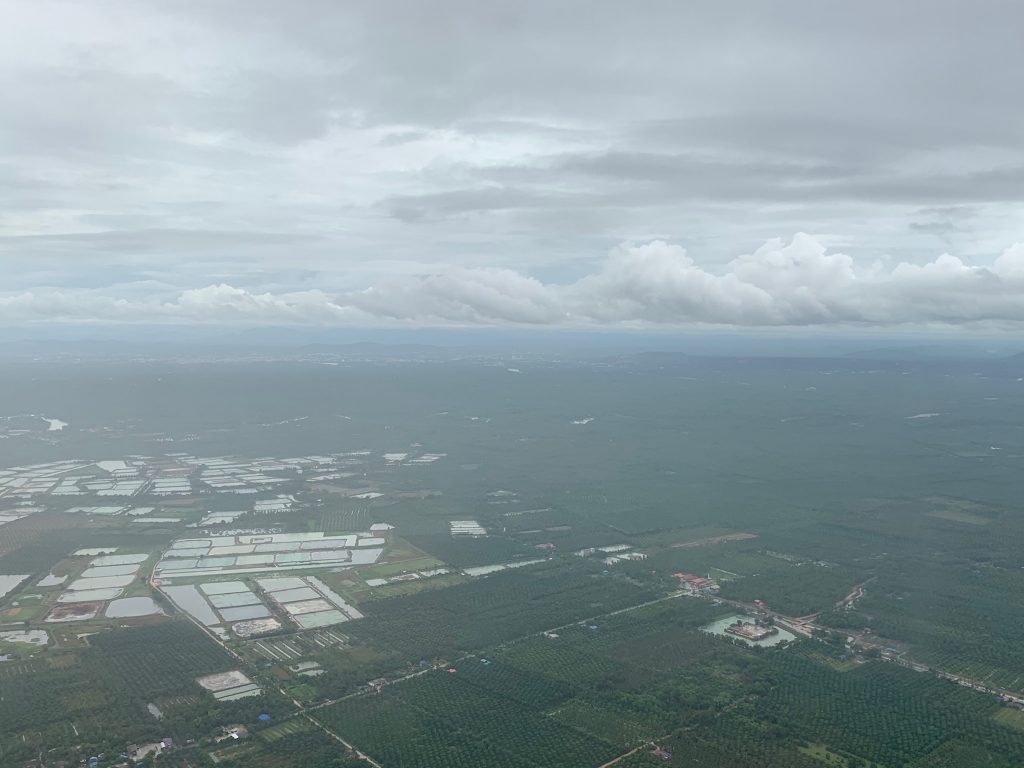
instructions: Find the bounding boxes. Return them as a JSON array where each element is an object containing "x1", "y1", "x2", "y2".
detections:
[
  {"x1": 4, "y1": 235, "x2": 1024, "y2": 328},
  {"x1": 3, "y1": 2, "x2": 1024, "y2": 327}
]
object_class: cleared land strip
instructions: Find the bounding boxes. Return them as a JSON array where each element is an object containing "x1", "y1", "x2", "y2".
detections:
[
  {"x1": 671, "y1": 532, "x2": 757, "y2": 548},
  {"x1": 596, "y1": 742, "x2": 650, "y2": 768}
]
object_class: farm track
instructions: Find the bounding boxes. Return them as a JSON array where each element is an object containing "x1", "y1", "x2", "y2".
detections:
[
  {"x1": 595, "y1": 664, "x2": 755, "y2": 768},
  {"x1": 596, "y1": 742, "x2": 648, "y2": 768},
  {"x1": 303, "y1": 711, "x2": 383, "y2": 768}
]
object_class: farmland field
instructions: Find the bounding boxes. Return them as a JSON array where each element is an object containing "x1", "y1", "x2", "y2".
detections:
[
  {"x1": 89, "y1": 620, "x2": 238, "y2": 699},
  {"x1": 3, "y1": 353, "x2": 1024, "y2": 766}
]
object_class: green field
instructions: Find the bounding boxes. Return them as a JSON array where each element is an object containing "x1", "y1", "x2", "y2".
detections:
[{"x1": 4, "y1": 356, "x2": 1024, "y2": 766}]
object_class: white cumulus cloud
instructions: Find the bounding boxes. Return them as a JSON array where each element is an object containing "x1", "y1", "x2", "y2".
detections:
[{"x1": 3, "y1": 234, "x2": 1024, "y2": 329}]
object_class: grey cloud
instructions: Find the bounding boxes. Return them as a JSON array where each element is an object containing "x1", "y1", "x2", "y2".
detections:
[
  {"x1": 908, "y1": 207, "x2": 980, "y2": 240},
  {"x1": 197, "y1": 72, "x2": 349, "y2": 145},
  {"x1": 0, "y1": 228, "x2": 322, "y2": 254},
  {"x1": 385, "y1": 188, "x2": 588, "y2": 222},
  {"x1": 634, "y1": 114, "x2": 1024, "y2": 164},
  {"x1": 348, "y1": 268, "x2": 564, "y2": 325},
  {"x1": 3, "y1": 1, "x2": 1024, "y2": 323},
  {"x1": 382, "y1": 161, "x2": 1024, "y2": 227},
  {"x1": 548, "y1": 153, "x2": 854, "y2": 185},
  {"x1": 377, "y1": 130, "x2": 432, "y2": 148}
]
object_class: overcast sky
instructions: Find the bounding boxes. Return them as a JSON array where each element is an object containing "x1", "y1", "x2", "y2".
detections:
[{"x1": 3, "y1": 0, "x2": 1024, "y2": 329}]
